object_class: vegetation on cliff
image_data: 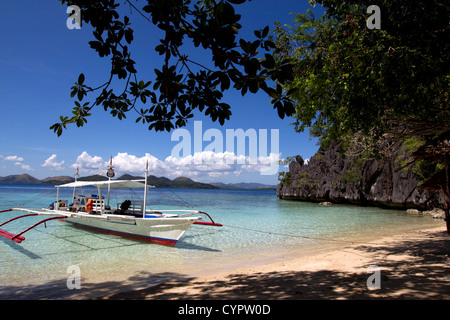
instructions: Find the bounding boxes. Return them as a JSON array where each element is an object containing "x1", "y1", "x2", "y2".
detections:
[{"x1": 274, "y1": 0, "x2": 449, "y2": 230}]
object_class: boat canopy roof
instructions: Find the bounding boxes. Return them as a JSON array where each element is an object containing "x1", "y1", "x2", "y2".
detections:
[{"x1": 56, "y1": 179, "x2": 154, "y2": 189}]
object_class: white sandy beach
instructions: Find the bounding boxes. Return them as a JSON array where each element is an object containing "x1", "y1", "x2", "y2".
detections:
[{"x1": 94, "y1": 225, "x2": 449, "y2": 300}]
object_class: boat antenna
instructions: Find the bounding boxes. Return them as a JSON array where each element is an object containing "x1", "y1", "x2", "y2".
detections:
[{"x1": 143, "y1": 159, "x2": 148, "y2": 217}]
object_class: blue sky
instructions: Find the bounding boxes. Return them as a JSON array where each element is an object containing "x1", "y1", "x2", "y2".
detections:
[{"x1": 0, "y1": 0, "x2": 322, "y2": 184}]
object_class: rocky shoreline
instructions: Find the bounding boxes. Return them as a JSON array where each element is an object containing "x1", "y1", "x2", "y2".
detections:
[{"x1": 277, "y1": 141, "x2": 444, "y2": 211}]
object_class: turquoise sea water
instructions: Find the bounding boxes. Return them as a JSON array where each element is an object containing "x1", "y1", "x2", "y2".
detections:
[{"x1": 0, "y1": 183, "x2": 442, "y2": 299}]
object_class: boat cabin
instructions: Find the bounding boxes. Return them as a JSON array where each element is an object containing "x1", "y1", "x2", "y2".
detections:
[{"x1": 53, "y1": 179, "x2": 152, "y2": 216}]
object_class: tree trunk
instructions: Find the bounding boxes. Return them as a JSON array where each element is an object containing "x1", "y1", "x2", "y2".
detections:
[{"x1": 445, "y1": 164, "x2": 450, "y2": 234}]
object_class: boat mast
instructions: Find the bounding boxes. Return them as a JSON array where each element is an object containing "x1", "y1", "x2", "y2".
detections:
[
  {"x1": 56, "y1": 186, "x2": 60, "y2": 210},
  {"x1": 72, "y1": 166, "x2": 79, "y2": 209},
  {"x1": 143, "y1": 159, "x2": 148, "y2": 217},
  {"x1": 106, "y1": 156, "x2": 115, "y2": 208}
]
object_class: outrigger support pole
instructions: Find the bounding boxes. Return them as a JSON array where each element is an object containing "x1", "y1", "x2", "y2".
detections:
[
  {"x1": 12, "y1": 216, "x2": 65, "y2": 242},
  {"x1": 0, "y1": 213, "x2": 65, "y2": 243},
  {"x1": 194, "y1": 211, "x2": 223, "y2": 227},
  {"x1": 0, "y1": 213, "x2": 39, "y2": 227}
]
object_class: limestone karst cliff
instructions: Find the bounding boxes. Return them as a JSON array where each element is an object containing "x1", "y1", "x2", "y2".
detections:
[{"x1": 277, "y1": 141, "x2": 444, "y2": 210}]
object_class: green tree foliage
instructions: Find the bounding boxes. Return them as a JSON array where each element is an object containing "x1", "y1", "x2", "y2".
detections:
[
  {"x1": 51, "y1": 0, "x2": 295, "y2": 136},
  {"x1": 274, "y1": 0, "x2": 449, "y2": 148},
  {"x1": 276, "y1": 1, "x2": 450, "y2": 230}
]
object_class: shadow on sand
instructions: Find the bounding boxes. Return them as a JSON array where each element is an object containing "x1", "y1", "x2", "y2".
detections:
[
  {"x1": 104, "y1": 229, "x2": 450, "y2": 300},
  {"x1": 1, "y1": 230, "x2": 449, "y2": 300}
]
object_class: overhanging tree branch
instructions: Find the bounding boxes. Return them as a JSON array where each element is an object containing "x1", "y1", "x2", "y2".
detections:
[{"x1": 52, "y1": 0, "x2": 295, "y2": 135}]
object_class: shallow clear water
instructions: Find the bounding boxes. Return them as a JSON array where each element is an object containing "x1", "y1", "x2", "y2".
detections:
[{"x1": 0, "y1": 184, "x2": 442, "y2": 299}]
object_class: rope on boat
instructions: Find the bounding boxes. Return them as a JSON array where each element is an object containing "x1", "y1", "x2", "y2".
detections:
[
  {"x1": 221, "y1": 223, "x2": 355, "y2": 244},
  {"x1": 14, "y1": 187, "x2": 56, "y2": 208},
  {"x1": 153, "y1": 187, "x2": 195, "y2": 209},
  {"x1": 148, "y1": 187, "x2": 351, "y2": 243},
  {"x1": 0, "y1": 178, "x2": 351, "y2": 244},
  {"x1": 150, "y1": 188, "x2": 353, "y2": 243}
]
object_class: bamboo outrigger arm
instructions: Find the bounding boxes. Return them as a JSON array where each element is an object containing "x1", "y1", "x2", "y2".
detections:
[{"x1": 0, "y1": 208, "x2": 67, "y2": 243}]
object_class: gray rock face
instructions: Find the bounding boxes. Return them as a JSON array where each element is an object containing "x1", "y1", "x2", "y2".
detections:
[{"x1": 277, "y1": 142, "x2": 444, "y2": 210}]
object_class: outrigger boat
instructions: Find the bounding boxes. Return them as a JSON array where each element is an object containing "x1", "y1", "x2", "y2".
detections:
[{"x1": 0, "y1": 162, "x2": 222, "y2": 246}]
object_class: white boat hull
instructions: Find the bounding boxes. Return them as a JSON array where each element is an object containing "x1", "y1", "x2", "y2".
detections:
[
  {"x1": 1, "y1": 177, "x2": 222, "y2": 246},
  {"x1": 65, "y1": 213, "x2": 200, "y2": 246}
]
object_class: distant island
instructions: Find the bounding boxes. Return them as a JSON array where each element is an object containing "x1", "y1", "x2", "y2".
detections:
[{"x1": 0, "y1": 173, "x2": 276, "y2": 190}]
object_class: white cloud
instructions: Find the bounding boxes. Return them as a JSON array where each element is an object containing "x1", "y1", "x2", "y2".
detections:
[
  {"x1": 241, "y1": 153, "x2": 281, "y2": 174},
  {"x1": 163, "y1": 151, "x2": 280, "y2": 178},
  {"x1": 4, "y1": 155, "x2": 24, "y2": 162},
  {"x1": 164, "y1": 151, "x2": 238, "y2": 176},
  {"x1": 1, "y1": 154, "x2": 32, "y2": 171},
  {"x1": 18, "y1": 163, "x2": 32, "y2": 171},
  {"x1": 71, "y1": 150, "x2": 281, "y2": 180},
  {"x1": 112, "y1": 152, "x2": 165, "y2": 174},
  {"x1": 42, "y1": 154, "x2": 65, "y2": 171},
  {"x1": 71, "y1": 151, "x2": 106, "y2": 174}
]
